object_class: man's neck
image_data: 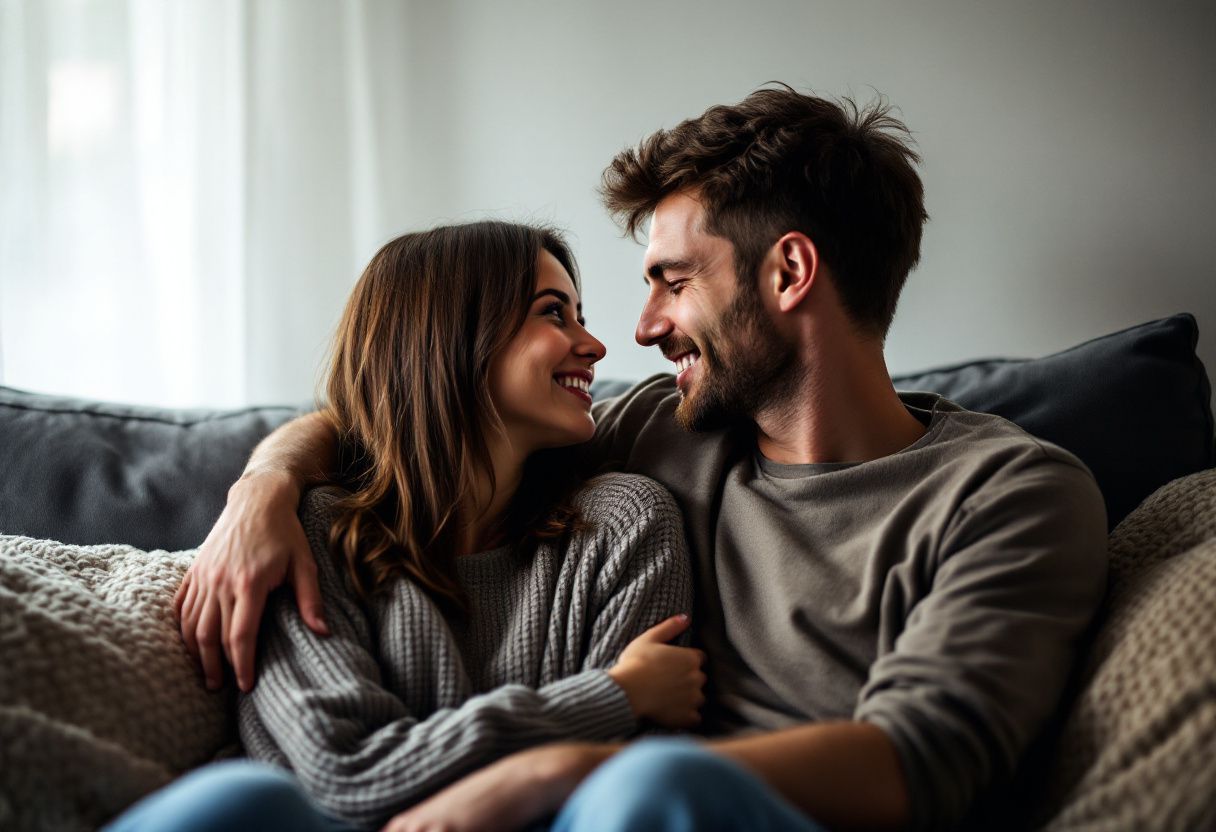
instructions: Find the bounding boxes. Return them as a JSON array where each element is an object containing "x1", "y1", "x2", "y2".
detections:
[{"x1": 754, "y1": 340, "x2": 927, "y2": 466}]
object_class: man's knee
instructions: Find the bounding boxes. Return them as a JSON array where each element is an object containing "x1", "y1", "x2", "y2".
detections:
[{"x1": 554, "y1": 738, "x2": 761, "y2": 831}]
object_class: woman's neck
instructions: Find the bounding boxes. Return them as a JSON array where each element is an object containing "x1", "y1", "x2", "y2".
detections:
[{"x1": 459, "y1": 433, "x2": 527, "y2": 555}]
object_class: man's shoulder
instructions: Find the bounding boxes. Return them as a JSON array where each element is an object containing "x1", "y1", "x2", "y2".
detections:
[
  {"x1": 592, "y1": 373, "x2": 680, "y2": 426},
  {"x1": 909, "y1": 394, "x2": 1107, "y2": 532},
  {"x1": 910, "y1": 392, "x2": 1093, "y2": 478}
]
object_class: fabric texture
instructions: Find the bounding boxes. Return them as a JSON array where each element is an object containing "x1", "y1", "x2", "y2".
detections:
[
  {"x1": 1033, "y1": 468, "x2": 1216, "y2": 831},
  {"x1": 588, "y1": 380, "x2": 1109, "y2": 832},
  {"x1": 0, "y1": 536, "x2": 233, "y2": 832},
  {"x1": 239, "y1": 473, "x2": 691, "y2": 830}
]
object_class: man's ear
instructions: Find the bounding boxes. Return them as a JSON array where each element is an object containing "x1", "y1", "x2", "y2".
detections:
[{"x1": 768, "y1": 232, "x2": 818, "y2": 313}]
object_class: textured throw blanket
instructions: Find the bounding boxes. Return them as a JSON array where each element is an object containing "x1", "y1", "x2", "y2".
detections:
[
  {"x1": 0, "y1": 536, "x2": 235, "y2": 831},
  {"x1": 1037, "y1": 468, "x2": 1216, "y2": 830}
]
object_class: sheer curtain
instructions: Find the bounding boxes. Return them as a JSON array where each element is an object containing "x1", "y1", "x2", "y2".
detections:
[{"x1": 0, "y1": 0, "x2": 410, "y2": 407}]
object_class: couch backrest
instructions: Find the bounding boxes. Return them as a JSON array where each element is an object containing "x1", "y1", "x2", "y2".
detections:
[
  {"x1": 0, "y1": 393, "x2": 303, "y2": 550},
  {"x1": 1, "y1": 314, "x2": 1211, "y2": 549}
]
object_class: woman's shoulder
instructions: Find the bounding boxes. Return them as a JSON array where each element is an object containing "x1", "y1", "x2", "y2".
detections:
[
  {"x1": 297, "y1": 485, "x2": 359, "y2": 588},
  {"x1": 299, "y1": 485, "x2": 349, "y2": 537},
  {"x1": 572, "y1": 473, "x2": 682, "y2": 526}
]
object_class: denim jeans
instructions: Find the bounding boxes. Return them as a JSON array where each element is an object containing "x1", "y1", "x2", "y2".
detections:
[
  {"x1": 106, "y1": 740, "x2": 826, "y2": 832},
  {"x1": 102, "y1": 760, "x2": 361, "y2": 832},
  {"x1": 549, "y1": 737, "x2": 827, "y2": 832}
]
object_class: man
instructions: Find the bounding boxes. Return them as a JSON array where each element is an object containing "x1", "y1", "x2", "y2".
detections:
[{"x1": 178, "y1": 86, "x2": 1107, "y2": 831}]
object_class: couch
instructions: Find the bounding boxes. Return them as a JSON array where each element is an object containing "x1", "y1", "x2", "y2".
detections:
[{"x1": 1, "y1": 314, "x2": 1213, "y2": 830}]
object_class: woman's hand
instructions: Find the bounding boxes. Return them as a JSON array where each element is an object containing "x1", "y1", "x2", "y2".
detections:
[
  {"x1": 174, "y1": 470, "x2": 328, "y2": 692},
  {"x1": 608, "y1": 614, "x2": 706, "y2": 729}
]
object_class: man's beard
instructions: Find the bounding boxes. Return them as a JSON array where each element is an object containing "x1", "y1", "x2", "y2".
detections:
[{"x1": 672, "y1": 286, "x2": 797, "y2": 433}]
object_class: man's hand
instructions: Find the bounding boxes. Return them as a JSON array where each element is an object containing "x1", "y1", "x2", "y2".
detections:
[
  {"x1": 175, "y1": 470, "x2": 328, "y2": 692},
  {"x1": 381, "y1": 743, "x2": 617, "y2": 832}
]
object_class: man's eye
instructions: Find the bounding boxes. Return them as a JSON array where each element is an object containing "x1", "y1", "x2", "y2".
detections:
[{"x1": 669, "y1": 281, "x2": 686, "y2": 295}]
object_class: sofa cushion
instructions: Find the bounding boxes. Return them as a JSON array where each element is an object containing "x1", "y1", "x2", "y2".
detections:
[
  {"x1": 1031, "y1": 468, "x2": 1216, "y2": 831},
  {"x1": 892, "y1": 314, "x2": 1213, "y2": 528},
  {"x1": 0, "y1": 535, "x2": 233, "y2": 830},
  {"x1": 0, "y1": 389, "x2": 303, "y2": 550}
]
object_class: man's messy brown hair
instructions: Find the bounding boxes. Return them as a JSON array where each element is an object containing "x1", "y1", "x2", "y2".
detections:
[{"x1": 600, "y1": 84, "x2": 929, "y2": 339}]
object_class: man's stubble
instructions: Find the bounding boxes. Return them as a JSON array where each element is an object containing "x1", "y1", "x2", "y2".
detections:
[{"x1": 674, "y1": 280, "x2": 800, "y2": 433}]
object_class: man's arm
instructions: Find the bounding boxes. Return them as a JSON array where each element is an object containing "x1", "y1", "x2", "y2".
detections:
[
  {"x1": 385, "y1": 722, "x2": 908, "y2": 832},
  {"x1": 175, "y1": 410, "x2": 337, "y2": 692},
  {"x1": 710, "y1": 721, "x2": 909, "y2": 831}
]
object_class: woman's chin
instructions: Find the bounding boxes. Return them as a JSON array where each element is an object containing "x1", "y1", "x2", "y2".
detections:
[{"x1": 535, "y1": 420, "x2": 596, "y2": 451}]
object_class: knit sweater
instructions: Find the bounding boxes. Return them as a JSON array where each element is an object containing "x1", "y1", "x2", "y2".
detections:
[{"x1": 238, "y1": 473, "x2": 691, "y2": 829}]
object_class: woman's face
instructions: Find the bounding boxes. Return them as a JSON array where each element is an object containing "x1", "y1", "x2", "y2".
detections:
[{"x1": 488, "y1": 249, "x2": 607, "y2": 455}]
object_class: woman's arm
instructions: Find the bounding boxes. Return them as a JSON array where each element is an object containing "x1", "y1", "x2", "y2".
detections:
[
  {"x1": 568, "y1": 474, "x2": 704, "y2": 728},
  {"x1": 175, "y1": 411, "x2": 337, "y2": 692},
  {"x1": 239, "y1": 488, "x2": 648, "y2": 829}
]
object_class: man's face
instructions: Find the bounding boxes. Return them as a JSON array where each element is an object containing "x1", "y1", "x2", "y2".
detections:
[{"x1": 637, "y1": 192, "x2": 795, "y2": 431}]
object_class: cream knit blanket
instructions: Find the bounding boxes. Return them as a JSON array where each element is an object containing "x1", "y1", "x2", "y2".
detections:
[{"x1": 0, "y1": 536, "x2": 235, "y2": 831}]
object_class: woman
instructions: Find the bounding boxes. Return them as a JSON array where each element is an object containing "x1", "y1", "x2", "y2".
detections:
[{"x1": 107, "y1": 222, "x2": 701, "y2": 831}]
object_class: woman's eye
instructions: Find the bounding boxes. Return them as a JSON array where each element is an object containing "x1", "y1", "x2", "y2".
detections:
[{"x1": 542, "y1": 302, "x2": 566, "y2": 322}]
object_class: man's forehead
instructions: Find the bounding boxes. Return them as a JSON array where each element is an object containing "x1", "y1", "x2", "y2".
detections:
[{"x1": 644, "y1": 192, "x2": 711, "y2": 268}]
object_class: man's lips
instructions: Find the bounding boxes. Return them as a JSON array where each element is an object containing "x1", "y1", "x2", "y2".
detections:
[{"x1": 671, "y1": 351, "x2": 701, "y2": 390}]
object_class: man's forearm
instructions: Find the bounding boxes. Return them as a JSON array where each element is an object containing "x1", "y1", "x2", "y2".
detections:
[
  {"x1": 239, "y1": 410, "x2": 339, "y2": 493},
  {"x1": 710, "y1": 721, "x2": 910, "y2": 832}
]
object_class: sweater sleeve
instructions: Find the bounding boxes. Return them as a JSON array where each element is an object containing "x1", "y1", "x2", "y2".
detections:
[
  {"x1": 237, "y1": 489, "x2": 634, "y2": 829},
  {"x1": 573, "y1": 473, "x2": 695, "y2": 669},
  {"x1": 855, "y1": 457, "x2": 1108, "y2": 832}
]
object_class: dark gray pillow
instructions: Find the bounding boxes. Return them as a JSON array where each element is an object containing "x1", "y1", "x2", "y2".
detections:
[
  {"x1": 892, "y1": 313, "x2": 1213, "y2": 528},
  {"x1": 0, "y1": 390, "x2": 304, "y2": 550}
]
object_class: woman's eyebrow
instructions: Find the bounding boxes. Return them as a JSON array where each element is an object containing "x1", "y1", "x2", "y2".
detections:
[{"x1": 531, "y1": 288, "x2": 582, "y2": 314}]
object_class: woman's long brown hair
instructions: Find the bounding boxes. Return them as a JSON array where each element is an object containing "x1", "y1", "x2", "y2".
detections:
[{"x1": 323, "y1": 221, "x2": 586, "y2": 614}]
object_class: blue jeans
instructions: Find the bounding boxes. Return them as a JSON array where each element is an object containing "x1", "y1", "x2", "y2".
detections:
[
  {"x1": 550, "y1": 738, "x2": 827, "y2": 832},
  {"x1": 106, "y1": 742, "x2": 825, "y2": 832},
  {"x1": 102, "y1": 760, "x2": 361, "y2": 832}
]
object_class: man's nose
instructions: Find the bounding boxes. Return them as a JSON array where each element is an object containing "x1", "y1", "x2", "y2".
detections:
[{"x1": 635, "y1": 299, "x2": 672, "y2": 347}]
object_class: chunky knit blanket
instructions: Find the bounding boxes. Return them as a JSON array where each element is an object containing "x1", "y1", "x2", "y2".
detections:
[
  {"x1": 1036, "y1": 468, "x2": 1216, "y2": 831},
  {"x1": 0, "y1": 536, "x2": 235, "y2": 831}
]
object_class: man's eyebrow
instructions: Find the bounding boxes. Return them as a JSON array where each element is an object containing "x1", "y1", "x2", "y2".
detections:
[
  {"x1": 643, "y1": 258, "x2": 696, "y2": 284},
  {"x1": 531, "y1": 288, "x2": 582, "y2": 313}
]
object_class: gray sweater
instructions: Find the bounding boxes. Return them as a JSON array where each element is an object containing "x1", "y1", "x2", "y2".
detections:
[
  {"x1": 238, "y1": 473, "x2": 691, "y2": 829},
  {"x1": 590, "y1": 376, "x2": 1108, "y2": 832}
]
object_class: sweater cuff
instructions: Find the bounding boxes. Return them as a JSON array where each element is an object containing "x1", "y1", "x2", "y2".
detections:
[{"x1": 539, "y1": 669, "x2": 637, "y2": 741}]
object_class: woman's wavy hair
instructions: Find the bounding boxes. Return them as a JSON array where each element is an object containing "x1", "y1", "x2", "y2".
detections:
[
  {"x1": 322, "y1": 221, "x2": 587, "y2": 615},
  {"x1": 600, "y1": 84, "x2": 929, "y2": 340}
]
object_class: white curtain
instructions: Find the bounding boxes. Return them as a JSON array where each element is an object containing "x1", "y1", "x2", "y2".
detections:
[{"x1": 0, "y1": 0, "x2": 412, "y2": 408}]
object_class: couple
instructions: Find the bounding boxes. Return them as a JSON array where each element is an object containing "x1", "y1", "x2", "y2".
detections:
[{"x1": 119, "y1": 86, "x2": 1107, "y2": 832}]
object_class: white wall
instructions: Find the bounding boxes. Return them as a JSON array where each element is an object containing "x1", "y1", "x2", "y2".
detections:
[
  {"x1": 361, "y1": 0, "x2": 1216, "y2": 396},
  {"x1": 7, "y1": 0, "x2": 1213, "y2": 406}
]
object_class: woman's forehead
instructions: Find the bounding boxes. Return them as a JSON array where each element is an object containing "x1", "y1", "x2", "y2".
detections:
[{"x1": 536, "y1": 249, "x2": 579, "y2": 300}]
